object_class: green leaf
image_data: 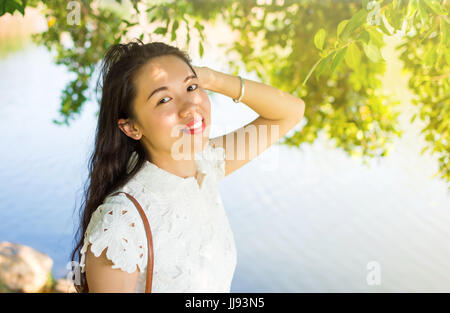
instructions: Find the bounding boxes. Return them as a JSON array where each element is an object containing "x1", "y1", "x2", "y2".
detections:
[
  {"x1": 315, "y1": 52, "x2": 335, "y2": 79},
  {"x1": 194, "y1": 20, "x2": 205, "y2": 41},
  {"x1": 199, "y1": 41, "x2": 204, "y2": 57},
  {"x1": 366, "y1": 28, "x2": 384, "y2": 47},
  {"x1": 17, "y1": 0, "x2": 25, "y2": 14},
  {"x1": 357, "y1": 29, "x2": 370, "y2": 44},
  {"x1": 424, "y1": 45, "x2": 438, "y2": 66},
  {"x1": 0, "y1": 0, "x2": 25, "y2": 16},
  {"x1": 379, "y1": 16, "x2": 393, "y2": 35},
  {"x1": 424, "y1": 0, "x2": 447, "y2": 15},
  {"x1": 171, "y1": 20, "x2": 179, "y2": 41},
  {"x1": 337, "y1": 19, "x2": 349, "y2": 39},
  {"x1": 341, "y1": 9, "x2": 368, "y2": 40},
  {"x1": 417, "y1": 0, "x2": 428, "y2": 25},
  {"x1": 419, "y1": 20, "x2": 439, "y2": 44},
  {"x1": 302, "y1": 58, "x2": 322, "y2": 86},
  {"x1": 406, "y1": 0, "x2": 418, "y2": 19},
  {"x1": 172, "y1": 19, "x2": 179, "y2": 32},
  {"x1": 330, "y1": 47, "x2": 347, "y2": 73},
  {"x1": 186, "y1": 28, "x2": 191, "y2": 45},
  {"x1": 146, "y1": 5, "x2": 157, "y2": 12},
  {"x1": 194, "y1": 20, "x2": 205, "y2": 31},
  {"x1": 314, "y1": 28, "x2": 326, "y2": 50},
  {"x1": 393, "y1": 0, "x2": 399, "y2": 10},
  {"x1": 154, "y1": 27, "x2": 167, "y2": 35},
  {"x1": 121, "y1": 19, "x2": 138, "y2": 27},
  {"x1": 363, "y1": 42, "x2": 381, "y2": 62},
  {"x1": 345, "y1": 42, "x2": 361, "y2": 69}
]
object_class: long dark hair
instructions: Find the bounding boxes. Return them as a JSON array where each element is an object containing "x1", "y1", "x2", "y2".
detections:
[{"x1": 70, "y1": 39, "x2": 197, "y2": 293}]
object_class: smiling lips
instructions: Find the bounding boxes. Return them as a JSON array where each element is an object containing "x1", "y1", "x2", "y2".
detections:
[{"x1": 183, "y1": 117, "x2": 205, "y2": 134}]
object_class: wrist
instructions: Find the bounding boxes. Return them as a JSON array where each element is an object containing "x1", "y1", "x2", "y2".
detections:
[
  {"x1": 204, "y1": 67, "x2": 219, "y2": 91},
  {"x1": 206, "y1": 69, "x2": 238, "y2": 96}
]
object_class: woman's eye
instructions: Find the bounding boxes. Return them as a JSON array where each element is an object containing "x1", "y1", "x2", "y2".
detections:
[
  {"x1": 157, "y1": 84, "x2": 197, "y2": 105},
  {"x1": 158, "y1": 97, "x2": 170, "y2": 105},
  {"x1": 188, "y1": 84, "x2": 198, "y2": 91}
]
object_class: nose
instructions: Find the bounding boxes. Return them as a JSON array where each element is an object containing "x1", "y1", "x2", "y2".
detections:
[{"x1": 179, "y1": 99, "x2": 201, "y2": 121}]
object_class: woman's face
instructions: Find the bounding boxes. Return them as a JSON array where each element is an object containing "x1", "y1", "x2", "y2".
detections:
[{"x1": 123, "y1": 54, "x2": 211, "y2": 161}]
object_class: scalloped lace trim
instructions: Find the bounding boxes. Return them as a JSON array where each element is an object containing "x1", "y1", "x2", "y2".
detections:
[{"x1": 80, "y1": 194, "x2": 147, "y2": 274}]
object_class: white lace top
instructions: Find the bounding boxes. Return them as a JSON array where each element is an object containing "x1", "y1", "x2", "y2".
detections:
[{"x1": 79, "y1": 142, "x2": 237, "y2": 292}]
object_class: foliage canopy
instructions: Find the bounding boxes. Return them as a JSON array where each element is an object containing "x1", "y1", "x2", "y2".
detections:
[{"x1": 2, "y1": 0, "x2": 449, "y2": 185}]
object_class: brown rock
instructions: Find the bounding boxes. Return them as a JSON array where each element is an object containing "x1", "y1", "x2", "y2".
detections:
[
  {"x1": 53, "y1": 278, "x2": 76, "y2": 293},
  {"x1": 0, "y1": 241, "x2": 53, "y2": 292}
]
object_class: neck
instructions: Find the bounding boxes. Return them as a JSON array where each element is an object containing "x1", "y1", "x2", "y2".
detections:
[{"x1": 149, "y1": 150, "x2": 198, "y2": 179}]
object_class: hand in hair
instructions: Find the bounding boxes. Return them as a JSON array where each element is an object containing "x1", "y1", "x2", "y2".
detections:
[{"x1": 192, "y1": 65, "x2": 215, "y2": 91}]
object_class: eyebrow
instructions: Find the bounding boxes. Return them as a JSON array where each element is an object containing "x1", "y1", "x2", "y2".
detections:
[{"x1": 146, "y1": 74, "x2": 197, "y2": 102}]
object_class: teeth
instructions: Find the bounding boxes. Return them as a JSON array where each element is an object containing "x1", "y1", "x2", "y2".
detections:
[{"x1": 190, "y1": 119, "x2": 202, "y2": 129}]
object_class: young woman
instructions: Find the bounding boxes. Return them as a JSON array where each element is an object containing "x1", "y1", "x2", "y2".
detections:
[{"x1": 71, "y1": 39, "x2": 305, "y2": 293}]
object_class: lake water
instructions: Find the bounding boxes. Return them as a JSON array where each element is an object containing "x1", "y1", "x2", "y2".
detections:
[{"x1": 0, "y1": 36, "x2": 449, "y2": 292}]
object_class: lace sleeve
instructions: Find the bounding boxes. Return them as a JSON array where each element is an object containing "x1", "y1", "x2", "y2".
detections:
[{"x1": 80, "y1": 193, "x2": 148, "y2": 274}]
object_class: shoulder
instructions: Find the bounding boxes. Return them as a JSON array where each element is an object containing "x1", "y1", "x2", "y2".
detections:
[{"x1": 80, "y1": 193, "x2": 148, "y2": 274}]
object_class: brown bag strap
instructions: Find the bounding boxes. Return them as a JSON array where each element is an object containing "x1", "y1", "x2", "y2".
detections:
[{"x1": 111, "y1": 191, "x2": 154, "y2": 293}]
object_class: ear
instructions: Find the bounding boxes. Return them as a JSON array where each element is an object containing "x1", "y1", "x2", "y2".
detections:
[{"x1": 118, "y1": 118, "x2": 141, "y2": 140}]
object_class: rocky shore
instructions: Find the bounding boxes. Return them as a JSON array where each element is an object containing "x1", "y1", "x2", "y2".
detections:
[{"x1": 0, "y1": 241, "x2": 76, "y2": 293}]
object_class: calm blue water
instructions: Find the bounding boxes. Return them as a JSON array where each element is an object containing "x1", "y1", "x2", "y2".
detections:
[{"x1": 1, "y1": 41, "x2": 449, "y2": 292}]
